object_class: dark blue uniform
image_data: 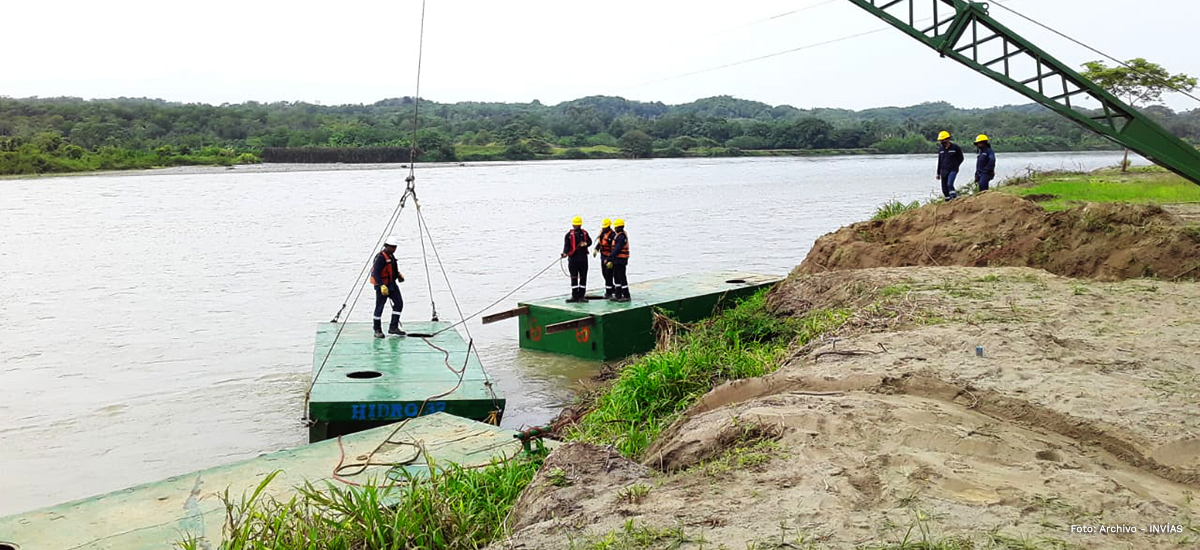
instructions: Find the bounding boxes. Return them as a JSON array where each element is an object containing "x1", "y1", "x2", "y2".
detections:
[
  {"x1": 596, "y1": 227, "x2": 616, "y2": 298},
  {"x1": 975, "y1": 144, "x2": 997, "y2": 191},
  {"x1": 937, "y1": 142, "x2": 965, "y2": 199},
  {"x1": 604, "y1": 230, "x2": 630, "y2": 302},
  {"x1": 370, "y1": 250, "x2": 403, "y2": 335},
  {"x1": 563, "y1": 228, "x2": 591, "y2": 302}
]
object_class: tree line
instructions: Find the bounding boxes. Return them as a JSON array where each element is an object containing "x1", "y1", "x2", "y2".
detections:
[{"x1": 3, "y1": 93, "x2": 1199, "y2": 174}]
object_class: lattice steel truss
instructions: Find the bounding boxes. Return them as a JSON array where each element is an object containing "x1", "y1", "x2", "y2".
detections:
[{"x1": 846, "y1": 0, "x2": 1200, "y2": 184}]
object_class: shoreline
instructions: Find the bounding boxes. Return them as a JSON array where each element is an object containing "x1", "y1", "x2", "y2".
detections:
[{"x1": 0, "y1": 148, "x2": 1133, "y2": 181}]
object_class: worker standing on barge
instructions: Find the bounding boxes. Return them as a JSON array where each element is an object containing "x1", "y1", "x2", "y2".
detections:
[
  {"x1": 370, "y1": 235, "x2": 405, "y2": 338},
  {"x1": 594, "y1": 218, "x2": 616, "y2": 299},
  {"x1": 562, "y1": 216, "x2": 592, "y2": 303},
  {"x1": 605, "y1": 219, "x2": 630, "y2": 302}
]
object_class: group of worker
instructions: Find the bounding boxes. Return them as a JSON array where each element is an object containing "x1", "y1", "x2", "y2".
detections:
[
  {"x1": 562, "y1": 216, "x2": 630, "y2": 303},
  {"x1": 366, "y1": 216, "x2": 632, "y2": 339},
  {"x1": 368, "y1": 132, "x2": 995, "y2": 337},
  {"x1": 935, "y1": 131, "x2": 997, "y2": 200}
]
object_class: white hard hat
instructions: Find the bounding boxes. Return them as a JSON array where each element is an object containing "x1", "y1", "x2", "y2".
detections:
[{"x1": 384, "y1": 235, "x2": 399, "y2": 246}]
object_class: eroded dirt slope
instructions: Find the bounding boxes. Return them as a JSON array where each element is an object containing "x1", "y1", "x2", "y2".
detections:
[
  {"x1": 799, "y1": 193, "x2": 1200, "y2": 281},
  {"x1": 493, "y1": 268, "x2": 1200, "y2": 550}
]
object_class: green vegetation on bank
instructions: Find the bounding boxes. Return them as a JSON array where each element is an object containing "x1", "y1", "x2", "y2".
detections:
[
  {"x1": 868, "y1": 164, "x2": 1200, "y2": 221},
  {"x1": 1, "y1": 137, "x2": 257, "y2": 175},
  {"x1": 177, "y1": 456, "x2": 542, "y2": 550},
  {"x1": 173, "y1": 290, "x2": 848, "y2": 549},
  {"x1": 1004, "y1": 166, "x2": 1200, "y2": 211},
  {"x1": 566, "y1": 291, "x2": 851, "y2": 458},
  {"x1": 7, "y1": 94, "x2": 1191, "y2": 175}
]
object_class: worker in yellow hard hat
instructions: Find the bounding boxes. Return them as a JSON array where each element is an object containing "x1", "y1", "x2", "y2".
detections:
[
  {"x1": 935, "y1": 130, "x2": 964, "y2": 200},
  {"x1": 603, "y1": 219, "x2": 631, "y2": 302},
  {"x1": 593, "y1": 218, "x2": 617, "y2": 298},
  {"x1": 973, "y1": 134, "x2": 996, "y2": 192},
  {"x1": 561, "y1": 215, "x2": 592, "y2": 303}
]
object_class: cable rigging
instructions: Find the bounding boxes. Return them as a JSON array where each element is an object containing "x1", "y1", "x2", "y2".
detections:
[{"x1": 989, "y1": 1, "x2": 1200, "y2": 106}]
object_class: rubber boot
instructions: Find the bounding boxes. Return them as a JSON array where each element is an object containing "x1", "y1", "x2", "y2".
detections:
[
  {"x1": 388, "y1": 318, "x2": 406, "y2": 336},
  {"x1": 373, "y1": 319, "x2": 385, "y2": 339}
]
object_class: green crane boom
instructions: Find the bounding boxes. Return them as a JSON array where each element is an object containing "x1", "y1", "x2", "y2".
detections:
[{"x1": 845, "y1": 0, "x2": 1200, "y2": 185}]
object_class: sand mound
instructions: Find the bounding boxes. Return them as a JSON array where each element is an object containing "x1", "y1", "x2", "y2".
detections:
[
  {"x1": 496, "y1": 267, "x2": 1200, "y2": 549},
  {"x1": 799, "y1": 193, "x2": 1200, "y2": 281}
]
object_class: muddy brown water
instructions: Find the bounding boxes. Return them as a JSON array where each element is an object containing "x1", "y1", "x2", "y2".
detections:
[{"x1": 0, "y1": 152, "x2": 1141, "y2": 515}]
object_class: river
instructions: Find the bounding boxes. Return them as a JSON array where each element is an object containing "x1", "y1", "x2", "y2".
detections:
[{"x1": 0, "y1": 151, "x2": 1143, "y2": 515}]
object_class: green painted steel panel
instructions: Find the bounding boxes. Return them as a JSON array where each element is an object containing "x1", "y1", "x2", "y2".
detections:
[
  {"x1": 0, "y1": 414, "x2": 552, "y2": 550},
  {"x1": 308, "y1": 322, "x2": 503, "y2": 441},
  {"x1": 516, "y1": 272, "x2": 780, "y2": 361}
]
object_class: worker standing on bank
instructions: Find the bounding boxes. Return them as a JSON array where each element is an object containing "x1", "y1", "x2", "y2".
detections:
[
  {"x1": 561, "y1": 216, "x2": 592, "y2": 303},
  {"x1": 370, "y1": 235, "x2": 405, "y2": 339},
  {"x1": 604, "y1": 219, "x2": 630, "y2": 302},
  {"x1": 593, "y1": 218, "x2": 616, "y2": 299},
  {"x1": 935, "y1": 131, "x2": 965, "y2": 200},
  {"x1": 974, "y1": 134, "x2": 997, "y2": 192}
]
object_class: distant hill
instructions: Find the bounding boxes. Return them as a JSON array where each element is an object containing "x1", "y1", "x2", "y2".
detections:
[{"x1": 3, "y1": 93, "x2": 1198, "y2": 174}]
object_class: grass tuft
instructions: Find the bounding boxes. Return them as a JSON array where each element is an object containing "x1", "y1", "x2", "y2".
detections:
[
  {"x1": 175, "y1": 454, "x2": 543, "y2": 550},
  {"x1": 1005, "y1": 168, "x2": 1200, "y2": 211},
  {"x1": 873, "y1": 199, "x2": 922, "y2": 221}
]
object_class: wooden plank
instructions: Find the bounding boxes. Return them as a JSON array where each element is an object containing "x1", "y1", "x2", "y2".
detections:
[
  {"x1": 481, "y1": 306, "x2": 528, "y2": 324},
  {"x1": 544, "y1": 316, "x2": 595, "y2": 335}
]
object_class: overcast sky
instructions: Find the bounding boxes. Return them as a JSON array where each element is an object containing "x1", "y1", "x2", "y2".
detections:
[{"x1": 5, "y1": 0, "x2": 1199, "y2": 112}]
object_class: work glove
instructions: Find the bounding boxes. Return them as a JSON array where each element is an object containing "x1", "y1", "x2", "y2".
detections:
[
  {"x1": 398, "y1": 273, "x2": 405, "y2": 283},
  {"x1": 606, "y1": 262, "x2": 614, "y2": 269},
  {"x1": 592, "y1": 249, "x2": 598, "y2": 257},
  {"x1": 380, "y1": 285, "x2": 389, "y2": 296}
]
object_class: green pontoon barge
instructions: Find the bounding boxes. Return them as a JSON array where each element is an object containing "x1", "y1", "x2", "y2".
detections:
[
  {"x1": 485, "y1": 272, "x2": 781, "y2": 361},
  {"x1": 306, "y1": 321, "x2": 504, "y2": 442}
]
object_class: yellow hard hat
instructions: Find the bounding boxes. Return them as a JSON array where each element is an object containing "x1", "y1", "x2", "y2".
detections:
[
  {"x1": 601, "y1": 218, "x2": 611, "y2": 228},
  {"x1": 571, "y1": 216, "x2": 582, "y2": 226},
  {"x1": 614, "y1": 218, "x2": 625, "y2": 227},
  {"x1": 937, "y1": 131, "x2": 951, "y2": 141},
  {"x1": 975, "y1": 134, "x2": 990, "y2": 143}
]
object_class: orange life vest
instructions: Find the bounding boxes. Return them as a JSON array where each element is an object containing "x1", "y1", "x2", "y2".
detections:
[
  {"x1": 614, "y1": 232, "x2": 629, "y2": 259},
  {"x1": 370, "y1": 251, "x2": 397, "y2": 285},
  {"x1": 598, "y1": 228, "x2": 616, "y2": 255}
]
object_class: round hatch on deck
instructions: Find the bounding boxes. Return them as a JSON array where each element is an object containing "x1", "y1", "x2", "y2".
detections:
[
  {"x1": 346, "y1": 371, "x2": 383, "y2": 379},
  {"x1": 1, "y1": 542, "x2": 21, "y2": 550}
]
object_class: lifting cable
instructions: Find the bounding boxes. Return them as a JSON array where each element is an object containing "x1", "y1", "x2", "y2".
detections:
[
  {"x1": 305, "y1": 0, "x2": 429, "y2": 408},
  {"x1": 413, "y1": 207, "x2": 502, "y2": 409},
  {"x1": 314, "y1": 0, "x2": 532, "y2": 481},
  {"x1": 989, "y1": 2, "x2": 1200, "y2": 106},
  {"x1": 307, "y1": 182, "x2": 415, "y2": 404}
]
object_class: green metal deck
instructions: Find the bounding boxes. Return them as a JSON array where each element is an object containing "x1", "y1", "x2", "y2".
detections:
[
  {"x1": 503, "y1": 272, "x2": 781, "y2": 361},
  {"x1": 308, "y1": 321, "x2": 503, "y2": 442},
  {"x1": 0, "y1": 413, "x2": 544, "y2": 550}
]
